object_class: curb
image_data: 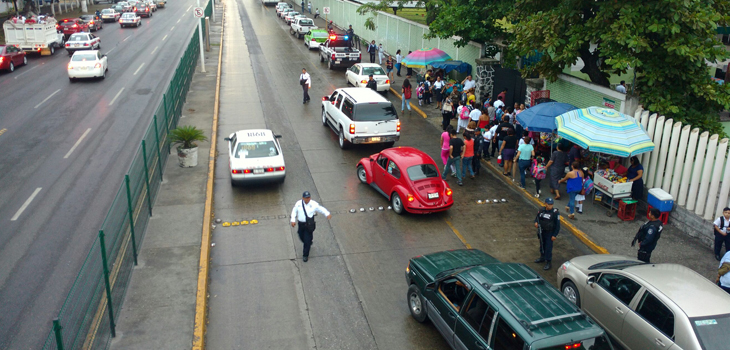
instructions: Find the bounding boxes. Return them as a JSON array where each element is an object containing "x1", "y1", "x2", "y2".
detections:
[
  {"x1": 480, "y1": 158, "x2": 610, "y2": 255},
  {"x1": 389, "y1": 87, "x2": 427, "y2": 119},
  {"x1": 192, "y1": 7, "x2": 225, "y2": 350}
]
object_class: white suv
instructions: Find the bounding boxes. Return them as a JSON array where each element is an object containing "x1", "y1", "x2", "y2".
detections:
[{"x1": 321, "y1": 88, "x2": 400, "y2": 149}]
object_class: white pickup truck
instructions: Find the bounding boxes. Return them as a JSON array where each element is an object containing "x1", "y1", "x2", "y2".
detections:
[
  {"x1": 3, "y1": 18, "x2": 64, "y2": 55},
  {"x1": 290, "y1": 18, "x2": 317, "y2": 39}
]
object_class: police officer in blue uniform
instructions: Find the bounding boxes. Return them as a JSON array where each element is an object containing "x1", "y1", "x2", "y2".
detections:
[
  {"x1": 534, "y1": 197, "x2": 560, "y2": 270},
  {"x1": 632, "y1": 207, "x2": 663, "y2": 263}
]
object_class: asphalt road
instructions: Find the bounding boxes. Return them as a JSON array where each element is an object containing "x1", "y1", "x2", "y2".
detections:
[
  {"x1": 207, "y1": 0, "x2": 594, "y2": 349},
  {"x1": 0, "y1": 2, "x2": 204, "y2": 348}
]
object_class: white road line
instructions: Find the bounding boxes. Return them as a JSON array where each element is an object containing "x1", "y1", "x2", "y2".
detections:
[
  {"x1": 109, "y1": 87, "x2": 125, "y2": 106},
  {"x1": 63, "y1": 128, "x2": 91, "y2": 159},
  {"x1": 11, "y1": 188, "x2": 42, "y2": 221},
  {"x1": 106, "y1": 47, "x2": 116, "y2": 55},
  {"x1": 170, "y1": 25, "x2": 175, "y2": 31},
  {"x1": 133, "y1": 62, "x2": 146, "y2": 75},
  {"x1": 162, "y1": 34, "x2": 168, "y2": 41},
  {"x1": 186, "y1": 5, "x2": 192, "y2": 11},
  {"x1": 14, "y1": 65, "x2": 39, "y2": 79},
  {"x1": 34, "y1": 89, "x2": 61, "y2": 109},
  {"x1": 123, "y1": 35, "x2": 131, "y2": 42},
  {"x1": 176, "y1": 18, "x2": 181, "y2": 23},
  {"x1": 151, "y1": 46, "x2": 159, "y2": 55}
]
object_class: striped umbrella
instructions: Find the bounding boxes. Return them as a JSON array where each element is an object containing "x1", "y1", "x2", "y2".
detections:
[
  {"x1": 402, "y1": 48, "x2": 452, "y2": 68},
  {"x1": 555, "y1": 107, "x2": 655, "y2": 157}
]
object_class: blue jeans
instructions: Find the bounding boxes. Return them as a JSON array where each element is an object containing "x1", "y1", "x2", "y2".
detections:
[
  {"x1": 518, "y1": 159, "x2": 531, "y2": 187},
  {"x1": 402, "y1": 96, "x2": 411, "y2": 111},
  {"x1": 568, "y1": 191, "x2": 578, "y2": 214},
  {"x1": 442, "y1": 156, "x2": 462, "y2": 182},
  {"x1": 461, "y1": 157, "x2": 474, "y2": 177}
]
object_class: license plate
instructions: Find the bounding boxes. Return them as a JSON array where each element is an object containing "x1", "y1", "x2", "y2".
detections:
[
  {"x1": 336, "y1": 60, "x2": 341, "y2": 63},
  {"x1": 370, "y1": 137, "x2": 380, "y2": 142},
  {"x1": 253, "y1": 169, "x2": 264, "y2": 174},
  {"x1": 80, "y1": 66, "x2": 88, "y2": 70},
  {"x1": 74, "y1": 44, "x2": 80, "y2": 47},
  {"x1": 428, "y1": 193, "x2": 439, "y2": 199}
]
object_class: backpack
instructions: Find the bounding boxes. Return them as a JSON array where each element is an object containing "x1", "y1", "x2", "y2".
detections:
[
  {"x1": 404, "y1": 86, "x2": 412, "y2": 99},
  {"x1": 581, "y1": 178, "x2": 594, "y2": 195},
  {"x1": 532, "y1": 159, "x2": 546, "y2": 180},
  {"x1": 459, "y1": 106, "x2": 470, "y2": 120},
  {"x1": 417, "y1": 86, "x2": 424, "y2": 99}
]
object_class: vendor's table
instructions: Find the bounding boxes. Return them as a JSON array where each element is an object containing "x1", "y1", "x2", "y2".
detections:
[{"x1": 593, "y1": 187, "x2": 631, "y2": 217}]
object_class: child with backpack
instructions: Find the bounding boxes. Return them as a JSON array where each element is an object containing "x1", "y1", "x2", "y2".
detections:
[
  {"x1": 531, "y1": 156, "x2": 547, "y2": 198},
  {"x1": 573, "y1": 172, "x2": 594, "y2": 214},
  {"x1": 456, "y1": 100, "x2": 470, "y2": 134},
  {"x1": 417, "y1": 83, "x2": 425, "y2": 106}
]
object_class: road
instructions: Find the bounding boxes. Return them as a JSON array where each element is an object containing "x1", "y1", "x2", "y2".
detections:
[
  {"x1": 206, "y1": 0, "x2": 595, "y2": 348},
  {"x1": 0, "y1": 2, "x2": 203, "y2": 348}
]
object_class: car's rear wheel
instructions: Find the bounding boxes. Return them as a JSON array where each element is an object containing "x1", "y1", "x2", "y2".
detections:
[
  {"x1": 407, "y1": 284, "x2": 427, "y2": 323},
  {"x1": 50, "y1": 45, "x2": 55, "y2": 54},
  {"x1": 561, "y1": 281, "x2": 581, "y2": 307},
  {"x1": 319, "y1": 54, "x2": 324, "y2": 62},
  {"x1": 392, "y1": 193, "x2": 404, "y2": 214},
  {"x1": 8, "y1": 62, "x2": 14, "y2": 72},
  {"x1": 357, "y1": 165, "x2": 367, "y2": 184},
  {"x1": 338, "y1": 128, "x2": 350, "y2": 149},
  {"x1": 328, "y1": 59, "x2": 334, "y2": 70},
  {"x1": 22, "y1": 56, "x2": 27, "y2": 66},
  {"x1": 69, "y1": 77, "x2": 75, "y2": 82},
  {"x1": 102, "y1": 68, "x2": 106, "y2": 79}
]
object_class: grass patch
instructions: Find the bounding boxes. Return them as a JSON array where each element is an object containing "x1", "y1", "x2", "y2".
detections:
[{"x1": 383, "y1": 8, "x2": 427, "y2": 25}]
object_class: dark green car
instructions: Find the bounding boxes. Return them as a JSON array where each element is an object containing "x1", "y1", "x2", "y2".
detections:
[
  {"x1": 304, "y1": 29, "x2": 329, "y2": 50},
  {"x1": 405, "y1": 249, "x2": 613, "y2": 350}
]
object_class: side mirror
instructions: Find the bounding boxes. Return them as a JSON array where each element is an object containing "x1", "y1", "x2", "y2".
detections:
[
  {"x1": 223, "y1": 137, "x2": 230, "y2": 141},
  {"x1": 586, "y1": 276, "x2": 596, "y2": 286},
  {"x1": 102, "y1": 54, "x2": 106, "y2": 58},
  {"x1": 369, "y1": 158, "x2": 374, "y2": 162},
  {"x1": 424, "y1": 282, "x2": 436, "y2": 292},
  {"x1": 274, "y1": 134, "x2": 282, "y2": 139}
]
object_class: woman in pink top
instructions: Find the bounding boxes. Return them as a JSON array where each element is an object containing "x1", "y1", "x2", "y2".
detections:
[{"x1": 441, "y1": 125, "x2": 454, "y2": 175}]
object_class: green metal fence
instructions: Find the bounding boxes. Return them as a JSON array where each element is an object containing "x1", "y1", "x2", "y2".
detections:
[{"x1": 40, "y1": 23, "x2": 202, "y2": 350}]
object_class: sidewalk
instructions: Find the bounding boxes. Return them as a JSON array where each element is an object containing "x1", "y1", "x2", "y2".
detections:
[
  {"x1": 388, "y1": 78, "x2": 721, "y2": 281},
  {"x1": 108, "y1": 3, "x2": 224, "y2": 349}
]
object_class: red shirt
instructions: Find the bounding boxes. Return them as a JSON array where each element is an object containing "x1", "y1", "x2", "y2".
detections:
[{"x1": 463, "y1": 139, "x2": 474, "y2": 158}]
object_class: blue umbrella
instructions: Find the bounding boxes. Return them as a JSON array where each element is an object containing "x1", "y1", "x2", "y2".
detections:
[{"x1": 516, "y1": 102, "x2": 577, "y2": 133}]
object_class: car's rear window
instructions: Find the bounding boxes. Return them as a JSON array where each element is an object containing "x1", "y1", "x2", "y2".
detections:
[
  {"x1": 60, "y1": 21, "x2": 77, "y2": 26},
  {"x1": 101, "y1": 9, "x2": 113, "y2": 13},
  {"x1": 235, "y1": 141, "x2": 278, "y2": 159},
  {"x1": 68, "y1": 35, "x2": 87, "y2": 41},
  {"x1": 539, "y1": 335, "x2": 612, "y2": 350},
  {"x1": 299, "y1": 19, "x2": 313, "y2": 26},
  {"x1": 691, "y1": 314, "x2": 730, "y2": 350},
  {"x1": 312, "y1": 31, "x2": 329, "y2": 38},
  {"x1": 362, "y1": 66, "x2": 386, "y2": 76},
  {"x1": 353, "y1": 103, "x2": 398, "y2": 121},
  {"x1": 407, "y1": 164, "x2": 439, "y2": 181},
  {"x1": 72, "y1": 54, "x2": 96, "y2": 61}
]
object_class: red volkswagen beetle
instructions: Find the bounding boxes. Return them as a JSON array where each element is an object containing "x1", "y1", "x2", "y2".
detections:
[{"x1": 356, "y1": 147, "x2": 453, "y2": 214}]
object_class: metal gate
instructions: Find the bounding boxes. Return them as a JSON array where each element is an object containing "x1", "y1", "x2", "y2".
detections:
[{"x1": 491, "y1": 65, "x2": 527, "y2": 109}]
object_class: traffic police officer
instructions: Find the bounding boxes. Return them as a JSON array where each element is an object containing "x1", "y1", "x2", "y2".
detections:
[
  {"x1": 290, "y1": 191, "x2": 331, "y2": 262},
  {"x1": 632, "y1": 207, "x2": 663, "y2": 263},
  {"x1": 534, "y1": 197, "x2": 560, "y2": 270}
]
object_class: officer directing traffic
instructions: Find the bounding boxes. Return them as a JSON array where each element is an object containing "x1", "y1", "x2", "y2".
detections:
[
  {"x1": 632, "y1": 207, "x2": 663, "y2": 263},
  {"x1": 534, "y1": 197, "x2": 560, "y2": 270},
  {"x1": 290, "y1": 191, "x2": 331, "y2": 262}
]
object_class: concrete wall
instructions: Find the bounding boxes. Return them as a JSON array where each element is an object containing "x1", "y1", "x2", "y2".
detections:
[{"x1": 545, "y1": 73, "x2": 639, "y2": 116}]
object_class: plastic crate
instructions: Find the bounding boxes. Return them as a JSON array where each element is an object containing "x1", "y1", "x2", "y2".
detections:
[{"x1": 618, "y1": 200, "x2": 636, "y2": 221}]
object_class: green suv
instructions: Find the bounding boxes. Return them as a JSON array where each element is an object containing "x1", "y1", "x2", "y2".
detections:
[{"x1": 405, "y1": 249, "x2": 613, "y2": 350}]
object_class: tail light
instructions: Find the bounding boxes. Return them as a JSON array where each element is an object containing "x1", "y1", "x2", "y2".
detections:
[
  {"x1": 445, "y1": 188, "x2": 452, "y2": 196},
  {"x1": 243, "y1": 169, "x2": 252, "y2": 174},
  {"x1": 232, "y1": 169, "x2": 242, "y2": 174},
  {"x1": 67, "y1": 64, "x2": 73, "y2": 70},
  {"x1": 331, "y1": 54, "x2": 335, "y2": 60},
  {"x1": 94, "y1": 63, "x2": 102, "y2": 68},
  {"x1": 311, "y1": 38, "x2": 316, "y2": 41},
  {"x1": 564, "y1": 343, "x2": 582, "y2": 349},
  {"x1": 84, "y1": 43, "x2": 90, "y2": 46},
  {"x1": 407, "y1": 194, "x2": 415, "y2": 202},
  {"x1": 0, "y1": 57, "x2": 4, "y2": 62},
  {"x1": 385, "y1": 80, "x2": 390, "y2": 84},
  {"x1": 349, "y1": 124, "x2": 355, "y2": 134},
  {"x1": 65, "y1": 43, "x2": 70, "y2": 47},
  {"x1": 358, "y1": 53, "x2": 362, "y2": 60},
  {"x1": 264, "y1": 167, "x2": 275, "y2": 172},
  {"x1": 322, "y1": 96, "x2": 329, "y2": 101},
  {"x1": 146, "y1": 8, "x2": 149, "y2": 11},
  {"x1": 275, "y1": 166, "x2": 285, "y2": 171},
  {"x1": 396, "y1": 121, "x2": 401, "y2": 132},
  {"x1": 90, "y1": 21, "x2": 94, "y2": 24},
  {"x1": 360, "y1": 80, "x2": 367, "y2": 84}
]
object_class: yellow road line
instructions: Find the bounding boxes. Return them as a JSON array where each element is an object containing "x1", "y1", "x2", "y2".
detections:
[
  {"x1": 445, "y1": 220, "x2": 472, "y2": 249},
  {"x1": 389, "y1": 87, "x2": 427, "y2": 118},
  {"x1": 192, "y1": 6, "x2": 225, "y2": 350},
  {"x1": 479, "y1": 159, "x2": 609, "y2": 254},
  {"x1": 0, "y1": 128, "x2": 7, "y2": 136}
]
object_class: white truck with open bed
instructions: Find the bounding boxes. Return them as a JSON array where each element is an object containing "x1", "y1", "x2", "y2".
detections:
[{"x1": 3, "y1": 18, "x2": 64, "y2": 55}]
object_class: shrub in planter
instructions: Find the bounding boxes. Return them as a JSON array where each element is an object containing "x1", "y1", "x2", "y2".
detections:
[{"x1": 169, "y1": 125, "x2": 208, "y2": 167}]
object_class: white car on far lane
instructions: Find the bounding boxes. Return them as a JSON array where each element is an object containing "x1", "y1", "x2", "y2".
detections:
[
  {"x1": 224, "y1": 129, "x2": 286, "y2": 186},
  {"x1": 119, "y1": 12, "x2": 141, "y2": 27},
  {"x1": 345, "y1": 63, "x2": 391, "y2": 92},
  {"x1": 68, "y1": 50, "x2": 108, "y2": 81}
]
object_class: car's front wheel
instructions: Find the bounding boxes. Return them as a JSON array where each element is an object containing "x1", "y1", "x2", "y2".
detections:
[
  {"x1": 392, "y1": 193, "x2": 404, "y2": 214},
  {"x1": 8, "y1": 62, "x2": 14, "y2": 72},
  {"x1": 357, "y1": 165, "x2": 367, "y2": 184},
  {"x1": 321, "y1": 109, "x2": 327, "y2": 126},
  {"x1": 561, "y1": 281, "x2": 581, "y2": 307},
  {"x1": 407, "y1": 284, "x2": 427, "y2": 323}
]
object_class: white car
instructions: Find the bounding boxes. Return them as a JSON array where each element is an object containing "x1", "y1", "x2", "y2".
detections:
[
  {"x1": 224, "y1": 129, "x2": 286, "y2": 186},
  {"x1": 65, "y1": 32, "x2": 101, "y2": 55},
  {"x1": 284, "y1": 11, "x2": 299, "y2": 24},
  {"x1": 68, "y1": 50, "x2": 108, "y2": 81},
  {"x1": 276, "y1": 4, "x2": 292, "y2": 17},
  {"x1": 290, "y1": 14, "x2": 306, "y2": 26},
  {"x1": 119, "y1": 12, "x2": 141, "y2": 27},
  {"x1": 145, "y1": 0, "x2": 157, "y2": 11},
  {"x1": 100, "y1": 9, "x2": 121, "y2": 22},
  {"x1": 346, "y1": 63, "x2": 391, "y2": 92}
]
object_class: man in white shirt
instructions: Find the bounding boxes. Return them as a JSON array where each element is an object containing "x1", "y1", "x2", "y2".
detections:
[
  {"x1": 493, "y1": 96, "x2": 505, "y2": 110},
  {"x1": 300, "y1": 68, "x2": 311, "y2": 104},
  {"x1": 487, "y1": 122, "x2": 499, "y2": 158},
  {"x1": 616, "y1": 80, "x2": 627, "y2": 93},
  {"x1": 291, "y1": 191, "x2": 331, "y2": 262},
  {"x1": 469, "y1": 105, "x2": 482, "y2": 123},
  {"x1": 714, "y1": 207, "x2": 730, "y2": 260},
  {"x1": 462, "y1": 75, "x2": 476, "y2": 91}
]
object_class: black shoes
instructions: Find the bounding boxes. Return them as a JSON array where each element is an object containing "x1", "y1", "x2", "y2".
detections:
[
  {"x1": 534, "y1": 258, "x2": 545, "y2": 263},
  {"x1": 303, "y1": 256, "x2": 308, "y2": 262},
  {"x1": 543, "y1": 261, "x2": 552, "y2": 270},
  {"x1": 716, "y1": 254, "x2": 721, "y2": 261}
]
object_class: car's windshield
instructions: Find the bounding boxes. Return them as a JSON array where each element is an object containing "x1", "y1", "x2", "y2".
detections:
[
  {"x1": 353, "y1": 103, "x2": 398, "y2": 121},
  {"x1": 362, "y1": 66, "x2": 386, "y2": 76},
  {"x1": 68, "y1": 35, "x2": 88, "y2": 41},
  {"x1": 691, "y1": 314, "x2": 730, "y2": 350},
  {"x1": 408, "y1": 164, "x2": 439, "y2": 181},
  {"x1": 72, "y1": 54, "x2": 96, "y2": 61},
  {"x1": 235, "y1": 141, "x2": 279, "y2": 159},
  {"x1": 540, "y1": 335, "x2": 612, "y2": 350}
]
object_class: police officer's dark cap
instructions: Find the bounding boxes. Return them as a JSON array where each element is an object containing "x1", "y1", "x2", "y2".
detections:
[
  {"x1": 302, "y1": 191, "x2": 311, "y2": 198},
  {"x1": 544, "y1": 198, "x2": 554, "y2": 205}
]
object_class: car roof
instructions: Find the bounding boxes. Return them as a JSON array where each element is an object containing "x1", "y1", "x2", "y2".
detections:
[
  {"x1": 357, "y1": 63, "x2": 384, "y2": 68},
  {"x1": 461, "y1": 263, "x2": 603, "y2": 343},
  {"x1": 233, "y1": 129, "x2": 276, "y2": 142},
  {"x1": 336, "y1": 87, "x2": 389, "y2": 104},
  {"x1": 621, "y1": 263, "x2": 730, "y2": 317},
  {"x1": 380, "y1": 147, "x2": 436, "y2": 168}
]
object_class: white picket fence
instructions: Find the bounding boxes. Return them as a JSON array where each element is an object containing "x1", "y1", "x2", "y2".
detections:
[{"x1": 635, "y1": 107, "x2": 730, "y2": 221}]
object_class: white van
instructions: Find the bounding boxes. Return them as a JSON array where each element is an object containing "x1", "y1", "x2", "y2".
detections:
[{"x1": 321, "y1": 88, "x2": 400, "y2": 149}]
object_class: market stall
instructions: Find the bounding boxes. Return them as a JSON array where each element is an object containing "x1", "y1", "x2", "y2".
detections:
[{"x1": 555, "y1": 107, "x2": 655, "y2": 216}]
